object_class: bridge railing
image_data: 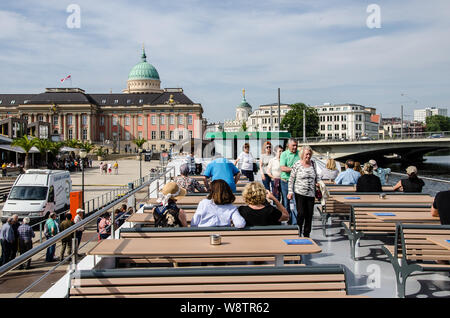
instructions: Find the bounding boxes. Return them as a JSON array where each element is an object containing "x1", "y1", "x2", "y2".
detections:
[{"x1": 300, "y1": 131, "x2": 450, "y2": 144}]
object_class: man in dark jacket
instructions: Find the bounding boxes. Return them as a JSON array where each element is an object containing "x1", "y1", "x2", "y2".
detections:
[{"x1": 59, "y1": 212, "x2": 74, "y2": 261}]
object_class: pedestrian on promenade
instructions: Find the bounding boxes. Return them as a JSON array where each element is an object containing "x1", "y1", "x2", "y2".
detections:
[
  {"x1": 370, "y1": 159, "x2": 391, "y2": 185},
  {"x1": 318, "y1": 158, "x2": 339, "y2": 181},
  {"x1": 107, "y1": 162, "x2": 112, "y2": 174},
  {"x1": 280, "y1": 138, "x2": 300, "y2": 225},
  {"x1": 260, "y1": 141, "x2": 275, "y2": 191},
  {"x1": 235, "y1": 143, "x2": 255, "y2": 181},
  {"x1": 99, "y1": 162, "x2": 104, "y2": 175},
  {"x1": 45, "y1": 212, "x2": 59, "y2": 262},
  {"x1": 17, "y1": 217, "x2": 34, "y2": 269},
  {"x1": 10, "y1": 214, "x2": 20, "y2": 260},
  {"x1": 203, "y1": 155, "x2": 241, "y2": 193},
  {"x1": 0, "y1": 218, "x2": 14, "y2": 265},
  {"x1": 59, "y1": 212, "x2": 74, "y2": 261},
  {"x1": 74, "y1": 208, "x2": 85, "y2": 251},
  {"x1": 393, "y1": 166, "x2": 425, "y2": 193},
  {"x1": 287, "y1": 145, "x2": 318, "y2": 237},
  {"x1": 113, "y1": 161, "x2": 119, "y2": 175},
  {"x1": 335, "y1": 159, "x2": 361, "y2": 185},
  {"x1": 266, "y1": 145, "x2": 283, "y2": 201}
]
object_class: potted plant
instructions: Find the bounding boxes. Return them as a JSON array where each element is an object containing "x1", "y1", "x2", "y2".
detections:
[{"x1": 94, "y1": 146, "x2": 107, "y2": 161}]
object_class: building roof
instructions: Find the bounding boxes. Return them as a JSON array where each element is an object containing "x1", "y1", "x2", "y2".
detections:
[
  {"x1": 127, "y1": 47, "x2": 160, "y2": 81},
  {"x1": 0, "y1": 89, "x2": 197, "y2": 107}
]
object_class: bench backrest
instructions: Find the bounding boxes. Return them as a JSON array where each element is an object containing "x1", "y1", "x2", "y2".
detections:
[
  {"x1": 69, "y1": 265, "x2": 348, "y2": 298},
  {"x1": 120, "y1": 225, "x2": 300, "y2": 238},
  {"x1": 395, "y1": 223, "x2": 450, "y2": 264}
]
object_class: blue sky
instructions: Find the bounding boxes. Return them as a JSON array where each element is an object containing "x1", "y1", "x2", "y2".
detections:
[{"x1": 1, "y1": 0, "x2": 450, "y2": 123}]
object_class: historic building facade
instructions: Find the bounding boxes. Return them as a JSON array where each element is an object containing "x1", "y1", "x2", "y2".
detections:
[{"x1": 0, "y1": 48, "x2": 204, "y2": 152}]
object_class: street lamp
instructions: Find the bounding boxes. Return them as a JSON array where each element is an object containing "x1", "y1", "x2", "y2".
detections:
[
  {"x1": 79, "y1": 149, "x2": 87, "y2": 210},
  {"x1": 139, "y1": 148, "x2": 143, "y2": 184}
]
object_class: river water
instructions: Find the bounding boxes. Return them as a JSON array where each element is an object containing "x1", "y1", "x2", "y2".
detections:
[{"x1": 384, "y1": 150, "x2": 450, "y2": 196}]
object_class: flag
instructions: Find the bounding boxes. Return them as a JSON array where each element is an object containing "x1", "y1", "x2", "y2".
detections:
[{"x1": 60, "y1": 75, "x2": 71, "y2": 83}]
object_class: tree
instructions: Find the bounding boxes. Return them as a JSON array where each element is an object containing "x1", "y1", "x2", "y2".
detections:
[
  {"x1": 79, "y1": 141, "x2": 94, "y2": 154},
  {"x1": 240, "y1": 121, "x2": 248, "y2": 132},
  {"x1": 34, "y1": 138, "x2": 52, "y2": 166},
  {"x1": 132, "y1": 138, "x2": 147, "y2": 149},
  {"x1": 425, "y1": 115, "x2": 450, "y2": 132},
  {"x1": 280, "y1": 103, "x2": 320, "y2": 138},
  {"x1": 65, "y1": 139, "x2": 82, "y2": 149},
  {"x1": 11, "y1": 135, "x2": 37, "y2": 169},
  {"x1": 49, "y1": 141, "x2": 65, "y2": 158}
]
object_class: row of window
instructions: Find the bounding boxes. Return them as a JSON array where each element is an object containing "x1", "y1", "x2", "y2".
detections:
[
  {"x1": 320, "y1": 106, "x2": 360, "y2": 112},
  {"x1": 22, "y1": 114, "x2": 194, "y2": 127},
  {"x1": 320, "y1": 124, "x2": 364, "y2": 131},
  {"x1": 98, "y1": 130, "x2": 193, "y2": 141}
]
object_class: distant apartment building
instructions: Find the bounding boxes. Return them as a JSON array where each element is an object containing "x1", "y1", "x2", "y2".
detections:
[
  {"x1": 380, "y1": 117, "x2": 425, "y2": 138},
  {"x1": 315, "y1": 103, "x2": 379, "y2": 141},
  {"x1": 414, "y1": 107, "x2": 448, "y2": 123}
]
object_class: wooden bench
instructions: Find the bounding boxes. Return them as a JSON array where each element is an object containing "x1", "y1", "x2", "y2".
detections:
[
  {"x1": 342, "y1": 204, "x2": 436, "y2": 260},
  {"x1": 69, "y1": 265, "x2": 352, "y2": 298},
  {"x1": 118, "y1": 225, "x2": 301, "y2": 266},
  {"x1": 319, "y1": 193, "x2": 431, "y2": 236},
  {"x1": 381, "y1": 223, "x2": 450, "y2": 298}
]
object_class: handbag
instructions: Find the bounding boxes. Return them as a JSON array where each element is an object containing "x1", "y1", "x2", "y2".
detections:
[{"x1": 252, "y1": 163, "x2": 258, "y2": 173}]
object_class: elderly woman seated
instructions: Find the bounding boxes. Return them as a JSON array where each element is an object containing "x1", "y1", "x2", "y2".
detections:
[
  {"x1": 238, "y1": 182, "x2": 289, "y2": 226},
  {"x1": 174, "y1": 163, "x2": 207, "y2": 193}
]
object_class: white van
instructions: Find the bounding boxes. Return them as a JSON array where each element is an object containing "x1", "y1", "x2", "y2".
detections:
[{"x1": 2, "y1": 169, "x2": 72, "y2": 222}]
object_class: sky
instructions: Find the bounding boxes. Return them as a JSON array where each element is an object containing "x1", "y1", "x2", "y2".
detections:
[{"x1": 1, "y1": 0, "x2": 450, "y2": 123}]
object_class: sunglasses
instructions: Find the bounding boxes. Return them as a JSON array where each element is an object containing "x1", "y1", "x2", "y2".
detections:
[{"x1": 266, "y1": 146, "x2": 271, "y2": 149}]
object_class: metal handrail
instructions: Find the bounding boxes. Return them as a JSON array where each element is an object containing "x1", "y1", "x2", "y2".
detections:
[
  {"x1": 390, "y1": 172, "x2": 450, "y2": 184},
  {"x1": 0, "y1": 166, "x2": 175, "y2": 279}
]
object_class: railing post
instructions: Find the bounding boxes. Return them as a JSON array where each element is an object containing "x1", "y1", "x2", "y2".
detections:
[
  {"x1": 39, "y1": 222, "x2": 43, "y2": 244},
  {"x1": 111, "y1": 208, "x2": 115, "y2": 239}
]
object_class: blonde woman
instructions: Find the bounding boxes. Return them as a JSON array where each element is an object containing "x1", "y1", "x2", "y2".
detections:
[
  {"x1": 319, "y1": 158, "x2": 339, "y2": 181},
  {"x1": 238, "y1": 182, "x2": 289, "y2": 226},
  {"x1": 287, "y1": 145, "x2": 318, "y2": 237}
]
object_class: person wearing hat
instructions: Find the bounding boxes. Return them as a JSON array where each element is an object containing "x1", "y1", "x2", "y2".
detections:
[
  {"x1": 393, "y1": 166, "x2": 425, "y2": 193},
  {"x1": 74, "y1": 208, "x2": 85, "y2": 249},
  {"x1": 152, "y1": 182, "x2": 188, "y2": 227},
  {"x1": 370, "y1": 159, "x2": 391, "y2": 186}
]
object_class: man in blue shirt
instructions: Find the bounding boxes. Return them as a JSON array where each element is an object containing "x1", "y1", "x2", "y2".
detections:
[
  {"x1": 369, "y1": 159, "x2": 391, "y2": 186},
  {"x1": 0, "y1": 217, "x2": 15, "y2": 265},
  {"x1": 203, "y1": 156, "x2": 241, "y2": 193},
  {"x1": 335, "y1": 159, "x2": 361, "y2": 185}
]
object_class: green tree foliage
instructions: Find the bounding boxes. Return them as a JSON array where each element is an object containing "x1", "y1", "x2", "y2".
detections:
[
  {"x1": 79, "y1": 141, "x2": 94, "y2": 153},
  {"x1": 34, "y1": 138, "x2": 52, "y2": 165},
  {"x1": 11, "y1": 135, "x2": 37, "y2": 169},
  {"x1": 280, "y1": 103, "x2": 320, "y2": 138},
  {"x1": 132, "y1": 138, "x2": 147, "y2": 149},
  {"x1": 240, "y1": 121, "x2": 248, "y2": 132},
  {"x1": 425, "y1": 115, "x2": 450, "y2": 132}
]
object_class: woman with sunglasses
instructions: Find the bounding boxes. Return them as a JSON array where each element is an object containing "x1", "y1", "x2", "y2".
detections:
[
  {"x1": 260, "y1": 141, "x2": 274, "y2": 191},
  {"x1": 234, "y1": 143, "x2": 255, "y2": 181}
]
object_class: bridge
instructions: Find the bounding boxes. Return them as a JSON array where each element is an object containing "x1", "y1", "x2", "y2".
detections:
[{"x1": 305, "y1": 132, "x2": 450, "y2": 162}]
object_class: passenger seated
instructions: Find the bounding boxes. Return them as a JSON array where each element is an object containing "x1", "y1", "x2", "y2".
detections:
[
  {"x1": 238, "y1": 182, "x2": 289, "y2": 226},
  {"x1": 174, "y1": 163, "x2": 207, "y2": 193},
  {"x1": 152, "y1": 182, "x2": 188, "y2": 227},
  {"x1": 356, "y1": 163, "x2": 382, "y2": 192},
  {"x1": 191, "y1": 179, "x2": 246, "y2": 228},
  {"x1": 334, "y1": 159, "x2": 361, "y2": 185},
  {"x1": 393, "y1": 166, "x2": 425, "y2": 193}
]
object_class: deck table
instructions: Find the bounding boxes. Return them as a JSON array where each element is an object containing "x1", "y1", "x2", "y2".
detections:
[
  {"x1": 333, "y1": 194, "x2": 433, "y2": 205},
  {"x1": 88, "y1": 236, "x2": 321, "y2": 266},
  {"x1": 367, "y1": 211, "x2": 440, "y2": 223},
  {"x1": 426, "y1": 235, "x2": 450, "y2": 250}
]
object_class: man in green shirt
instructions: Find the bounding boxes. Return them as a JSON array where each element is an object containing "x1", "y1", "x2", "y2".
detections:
[
  {"x1": 280, "y1": 138, "x2": 300, "y2": 225},
  {"x1": 45, "y1": 212, "x2": 59, "y2": 262}
]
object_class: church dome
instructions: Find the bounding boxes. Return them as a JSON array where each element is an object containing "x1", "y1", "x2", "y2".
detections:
[
  {"x1": 128, "y1": 48, "x2": 160, "y2": 81},
  {"x1": 237, "y1": 89, "x2": 252, "y2": 109}
]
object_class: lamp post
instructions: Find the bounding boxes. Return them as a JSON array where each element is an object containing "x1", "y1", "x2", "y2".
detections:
[
  {"x1": 139, "y1": 147, "x2": 143, "y2": 184},
  {"x1": 79, "y1": 149, "x2": 87, "y2": 210}
]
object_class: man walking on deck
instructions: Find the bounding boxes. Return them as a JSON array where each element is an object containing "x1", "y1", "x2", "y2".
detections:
[{"x1": 280, "y1": 138, "x2": 300, "y2": 225}]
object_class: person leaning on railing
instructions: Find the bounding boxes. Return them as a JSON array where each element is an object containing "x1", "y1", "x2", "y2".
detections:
[
  {"x1": 393, "y1": 166, "x2": 425, "y2": 193},
  {"x1": 238, "y1": 182, "x2": 289, "y2": 226}
]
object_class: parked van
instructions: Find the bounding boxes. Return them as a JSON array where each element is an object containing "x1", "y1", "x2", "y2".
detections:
[{"x1": 2, "y1": 170, "x2": 72, "y2": 222}]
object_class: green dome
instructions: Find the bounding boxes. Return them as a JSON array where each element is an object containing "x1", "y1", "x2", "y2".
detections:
[
  {"x1": 237, "y1": 96, "x2": 252, "y2": 109},
  {"x1": 128, "y1": 48, "x2": 160, "y2": 81}
]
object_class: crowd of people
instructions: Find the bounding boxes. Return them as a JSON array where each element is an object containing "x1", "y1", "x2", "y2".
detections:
[{"x1": 157, "y1": 137, "x2": 450, "y2": 237}]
